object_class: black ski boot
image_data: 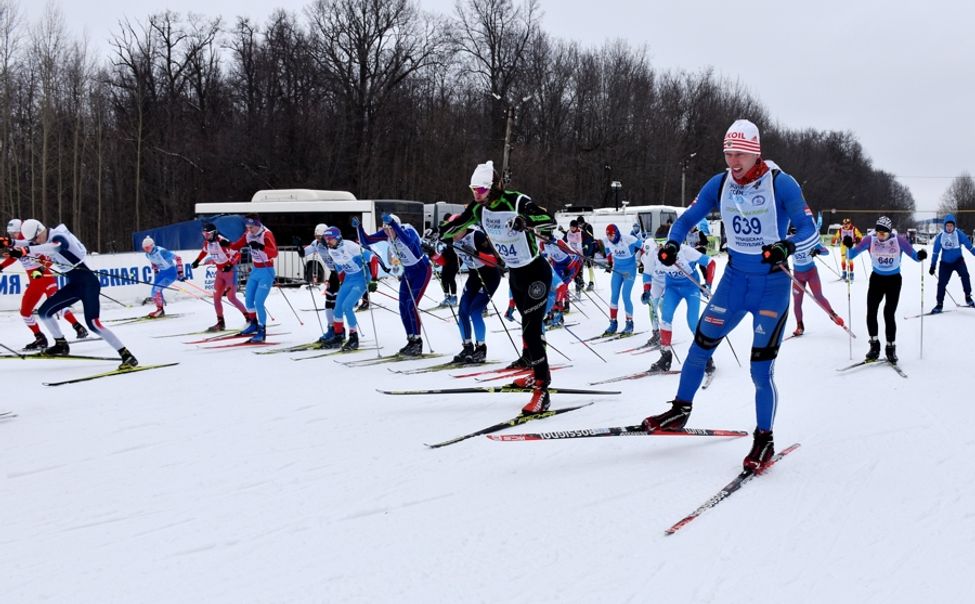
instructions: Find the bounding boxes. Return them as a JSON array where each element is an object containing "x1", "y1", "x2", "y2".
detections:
[
  {"x1": 399, "y1": 336, "x2": 423, "y2": 356},
  {"x1": 743, "y1": 429, "x2": 775, "y2": 472},
  {"x1": 323, "y1": 331, "x2": 346, "y2": 349},
  {"x1": 865, "y1": 338, "x2": 881, "y2": 361},
  {"x1": 507, "y1": 353, "x2": 529, "y2": 370},
  {"x1": 24, "y1": 332, "x2": 48, "y2": 351},
  {"x1": 470, "y1": 343, "x2": 487, "y2": 364},
  {"x1": 206, "y1": 317, "x2": 226, "y2": 333},
  {"x1": 341, "y1": 331, "x2": 359, "y2": 351},
  {"x1": 453, "y1": 342, "x2": 475, "y2": 364},
  {"x1": 118, "y1": 348, "x2": 139, "y2": 370},
  {"x1": 705, "y1": 357, "x2": 716, "y2": 375},
  {"x1": 642, "y1": 399, "x2": 692, "y2": 432},
  {"x1": 43, "y1": 337, "x2": 70, "y2": 356},
  {"x1": 649, "y1": 349, "x2": 672, "y2": 372},
  {"x1": 885, "y1": 342, "x2": 898, "y2": 364},
  {"x1": 647, "y1": 330, "x2": 661, "y2": 347},
  {"x1": 73, "y1": 323, "x2": 89, "y2": 339}
]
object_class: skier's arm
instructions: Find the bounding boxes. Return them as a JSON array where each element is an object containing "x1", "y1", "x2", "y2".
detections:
[
  {"x1": 440, "y1": 202, "x2": 480, "y2": 239},
  {"x1": 668, "y1": 175, "x2": 722, "y2": 244},
  {"x1": 846, "y1": 236, "x2": 870, "y2": 260},
  {"x1": 930, "y1": 234, "x2": 942, "y2": 265}
]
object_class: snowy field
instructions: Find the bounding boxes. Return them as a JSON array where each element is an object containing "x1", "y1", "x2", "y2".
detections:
[{"x1": 2, "y1": 249, "x2": 972, "y2": 603}]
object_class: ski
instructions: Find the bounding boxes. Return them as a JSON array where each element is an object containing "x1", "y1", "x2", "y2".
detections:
[
  {"x1": 905, "y1": 310, "x2": 953, "y2": 319},
  {"x1": 200, "y1": 340, "x2": 277, "y2": 350},
  {"x1": 43, "y1": 362, "x2": 180, "y2": 386},
  {"x1": 450, "y1": 364, "x2": 531, "y2": 379},
  {"x1": 377, "y1": 383, "x2": 621, "y2": 396},
  {"x1": 186, "y1": 331, "x2": 289, "y2": 345},
  {"x1": 425, "y1": 403, "x2": 594, "y2": 449},
  {"x1": 292, "y1": 346, "x2": 382, "y2": 361},
  {"x1": 665, "y1": 443, "x2": 801, "y2": 535},
  {"x1": 592, "y1": 331, "x2": 646, "y2": 344},
  {"x1": 488, "y1": 426, "x2": 749, "y2": 442},
  {"x1": 588, "y1": 369, "x2": 680, "y2": 385},
  {"x1": 836, "y1": 359, "x2": 891, "y2": 372},
  {"x1": 107, "y1": 313, "x2": 186, "y2": 325},
  {"x1": 337, "y1": 353, "x2": 445, "y2": 367},
  {"x1": 389, "y1": 360, "x2": 502, "y2": 375},
  {"x1": 0, "y1": 411, "x2": 17, "y2": 421},
  {"x1": 3, "y1": 353, "x2": 122, "y2": 361},
  {"x1": 617, "y1": 341, "x2": 660, "y2": 354},
  {"x1": 887, "y1": 362, "x2": 908, "y2": 378},
  {"x1": 475, "y1": 364, "x2": 570, "y2": 382},
  {"x1": 254, "y1": 341, "x2": 326, "y2": 355},
  {"x1": 154, "y1": 329, "x2": 233, "y2": 339}
]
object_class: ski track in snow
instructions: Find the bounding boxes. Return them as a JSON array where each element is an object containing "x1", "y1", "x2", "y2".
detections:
[{"x1": 1, "y1": 254, "x2": 973, "y2": 602}]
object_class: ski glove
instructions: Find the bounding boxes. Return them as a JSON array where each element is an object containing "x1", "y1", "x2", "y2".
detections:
[
  {"x1": 7, "y1": 247, "x2": 24, "y2": 258},
  {"x1": 916, "y1": 249, "x2": 928, "y2": 261},
  {"x1": 368, "y1": 280, "x2": 378, "y2": 293},
  {"x1": 177, "y1": 273, "x2": 186, "y2": 282},
  {"x1": 640, "y1": 290, "x2": 652, "y2": 305},
  {"x1": 221, "y1": 264, "x2": 234, "y2": 273},
  {"x1": 761, "y1": 240, "x2": 796, "y2": 265},
  {"x1": 929, "y1": 265, "x2": 936, "y2": 275},
  {"x1": 297, "y1": 246, "x2": 306, "y2": 258},
  {"x1": 657, "y1": 240, "x2": 680, "y2": 266},
  {"x1": 842, "y1": 235, "x2": 854, "y2": 249},
  {"x1": 218, "y1": 239, "x2": 231, "y2": 248},
  {"x1": 191, "y1": 259, "x2": 200, "y2": 269},
  {"x1": 507, "y1": 215, "x2": 527, "y2": 232},
  {"x1": 248, "y1": 240, "x2": 265, "y2": 250}
]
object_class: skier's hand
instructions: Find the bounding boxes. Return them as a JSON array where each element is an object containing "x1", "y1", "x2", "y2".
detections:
[
  {"x1": 507, "y1": 215, "x2": 527, "y2": 232},
  {"x1": 842, "y1": 235, "x2": 854, "y2": 249},
  {"x1": 191, "y1": 259, "x2": 200, "y2": 269},
  {"x1": 916, "y1": 249, "x2": 928, "y2": 261},
  {"x1": 810, "y1": 247, "x2": 821, "y2": 257},
  {"x1": 177, "y1": 273, "x2": 186, "y2": 282},
  {"x1": 218, "y1": 238, "x2": 231, "y2": 248},
  {"x1": 248, "y1": 240, "x2": 265, "y2": 251},
  {"x1": 351, "y1": 217, "x2": 360, "y2": 228},
  {"x1": 929, "y1": 265, "x2": 936, "y2": 276},
  {"x1": 8, "y1": 246, "x2": 24, "y2": 258},
  {"x1": 368, "y1": 280, "x2": 378, "y2": 293},
  {"x1": 657, "y1": 240, "x2": 680, "y2": 266},
  {"x1": 297, "y1": 245, "x2": 305, "y2": 258},
  {"x1": 640, "y1": 290, "x2": 651, "y2": 305},
  {"x1": 761, "y1": 239, "x2": 796, "y2": 265},
  {"x1": 221, "y1": 263, "x2": 234, "y2": 273}
]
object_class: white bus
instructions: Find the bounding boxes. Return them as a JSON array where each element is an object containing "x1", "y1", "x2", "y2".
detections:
[{"x1": 194, "y1": 189, "x2": 425, "y2": 283}]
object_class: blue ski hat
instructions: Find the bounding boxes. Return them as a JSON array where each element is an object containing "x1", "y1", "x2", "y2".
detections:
[{"x1": 944, "y1": 214, "x2": 956, "y2": 227}]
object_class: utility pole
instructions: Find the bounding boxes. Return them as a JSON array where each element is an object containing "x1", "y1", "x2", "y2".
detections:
[
  {"x1": 681, "y1": 152, "x2": 698, "y2": 207},
  {"x1": 493, "y1": 93, "x2": 532, "y2": 186}
]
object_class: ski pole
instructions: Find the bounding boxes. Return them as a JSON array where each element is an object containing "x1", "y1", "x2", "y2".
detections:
[
  {"x1": 562, "y1": 324, "x2": 607, "y2": 363},
  {"x1": 814, "y1": 254, "x2": 842, "y2": 278},
  {"x1": 775, "y1": 264, "x2": 857, "y2": 339},
  {"x1": 920, "y1": 258, "x2": 925, "y2": 360},
  {"x1": 0, "y1": 341, "x2": 26, "y2": 359},
  {"x1": 671, "y1": 261, "x2": 743, "y2": 367},
  {"x1": 308, "y1": 282, "x2": 325, "y2": 334},
  {"x1": 374, "y1": 287, "x2": 450, "y2": 323},
  {"x1": 400, "y1": 266, "x2": 434, "y2": 353},
  {"x1": 846, "y1": 264, "x2": 853, "y2": 360},
  {"x1": 275, "y1": 284, "x2": 304, "y2": 326}
]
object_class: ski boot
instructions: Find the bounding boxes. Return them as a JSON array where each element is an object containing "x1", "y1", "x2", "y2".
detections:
[
  {"x1": 24, "y1": 332, "x2": 48, "y2": 351},
  {"x1": 147, "y1": 307, "x2": 165, "y2": 319},
  {"x1": 520, "y1": 380, "x2": 550, "y2": 415},
  {"x1": 357, "y1": 298, "x2": 370, "y2": 311},
  {"x1": 438, "y1": 296, "x2": 451, "y2": 308},
  {"x1": 399, "y1": 336, "x2": 423, "y2": 357},
  {"x1": 548, "y1": 310, "x2": 564, "y2": 328},
  {"x1": 649, "y1": 349, "x2": 672, "y2": 372},
  {"x1": 341, "y1": 331, "x2": 359, "y2": 351},
  {"x1": 885, "y1": 342, "x2": 898, "y2": 364},
  {"x1": 705, "y1": 357, "x2": 716, "y2": 375},
  {"x1": 829, "y1": 312, "x2": 845, "y2": 327},
  {"x1": 930, "y1": 305, "x2": 943, "y2": 314},
  {"x1": 849, "y1": 272, "x2": 854, "y2": 282},
  {"x1": 247, "y1": 325, "x2": 267, "y2": 344},
  {"x1": 449, "y1": 294, "x2": 458, "y2": 306},
  {"x1": 470, "y1": 343, "x2": 487, "y2": 363},
  {"x1": 586, "y1": 281, "x2": 594, "y2": 292},
  {"x1": 318, "y1": 325, "x2": 337, "y2": 345},
  {"x1": 622, "y1": 319, "x2": 634, "y2": 335},
  {"x1": 507, "y1": 353, "x2": 529, "y2": 370},
  {"x1": 73, "y1": 323, "x2": 89, "y2": 339},
  {"x1": 43, "y1": 337, "x2": 70, "y2": 356},
  {"x1": 206, "y1": 317, "x2": 226, "y2": 333},
  {"x1": 865, "y1": 338, "x2": 881, "y2": 361},
  {"x1": 323, "y1": 330, "x2": 346, "y2": 349},
  {"x1": 647, "y1": 330, "x2": 661, "y2": 347},
  {"x1": 743, "y1": 429, "x2": 775, "y2": 472},
  {"x1": 792, "y1": 321, "x2": 804, "y2": 337},
  {"x1": 967, "y1": 296, "x2": 975, "y2": 308},
  {"x1": 563, "y1": 299, "x2": 570, "y2": 314},
  {"x1": 504, "y1": 306, "x2": 516, "y2": 322},
  {"x1": 453, "y1": 342, "x2": 475, "y2": 364},
  {"x1": 841, "y1": 270, "x2": 847, "y2": 281},
  {"x1": 239, "y1": 319, "x2": 259, "y2": 336},
  {"x1": 603, "y1": 319, "x2": 618, "y2": 336},
  {"x1": 642, "y1": 399, "x2": 692, "y2": 432},
  {"x1": 118, "y1": 347, "x2": 139, "y2": 370}
]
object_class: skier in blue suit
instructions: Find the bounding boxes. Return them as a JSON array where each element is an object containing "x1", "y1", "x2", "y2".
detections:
[{"x1": 929, "y1": 213, "x2": 975, "y2": 312}]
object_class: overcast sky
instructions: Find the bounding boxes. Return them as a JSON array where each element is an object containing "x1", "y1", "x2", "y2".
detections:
[{"x1": 23, "y1": 0, "x2": 973, "y2": 214}]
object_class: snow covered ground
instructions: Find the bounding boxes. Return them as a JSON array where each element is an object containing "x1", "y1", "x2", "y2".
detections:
[{"x1": 2, "y1": 250, "x2": 972, "y2": 603}]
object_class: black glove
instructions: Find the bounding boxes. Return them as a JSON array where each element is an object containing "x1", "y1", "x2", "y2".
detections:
[
  {"x1": 604, "y1": 264, "x2": 612, "y2": 273},
  {"x1": 221, "y1": 263, "x2": 234, "y2": 273},
  {"x1": 916, "y1": 249, "x2": 928, "y2": 261},
  {"x1": 297, "y1": 246, "x2": 305, "y2": 258},
  {"x1": 248, "y1": 240, "x2": 265, "y2": 250},
  {"x1": 177, "y1": 273, "x2": 186, "y2": 282},
  {"x1": 810, "y1": 247, "x2": 821, "y2": 257},
  {"x1": 508, "y1": 215, "x2": 527, "y2": 232},
  {"x1": 761, "y1": 240, "x2": 796, "y2": 265},
  {"x1": 657, "y1": 240, "x2": 680, "y2": 266},
  {"x1": 191, "y1": 259, "x2": 200, "y2": 269},
  {"x1": 842, "y1": 235, "x2": 854, "y2": 249},
  {"x1": 8, "y1": 247, "x2": 24, "y2": 258},
  {"x1": 218, "y1": 238, "x2": 231, "y2": 248},
  {"x1": 637, "y1": 261, "x2": 644, "y2": 273},
  {"x1": 368, "y1": 280, "x2": 378, "y2": 292}
]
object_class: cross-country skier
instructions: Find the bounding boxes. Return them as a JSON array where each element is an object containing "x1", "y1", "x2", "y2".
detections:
[
  {"x1": 844, "y1": 215, "x2": 927, "y2": 363},
  {"x1": 1, "y1": 219, "x2": 88, "y2": 349},
  {"x1": 441, "y1": 160, "x2": 557, "y2": 415},
  {"x1": 7, "y1": 219, "x2": 137, "y2": 369},
  {"x1": 563, "y1": 220, "x2": 586, "y2": 293},
  {"x1": 320, "y1": 226, "x2": 379, "y2": 351},
  {"x1": 790, "y1": 225, "x2": 844, "y2": 336},
  {"x1": 639, "y1": 236, "x2": 662, "y2": 347},
  {"x1": 541, "y1": 236, "x2": 582, "y2": 319},
  {"x1": 642, "y1": 119, "x2": 820, "y2": 471},
  {"x1": 191, "y1": 222, "x2": 248, "y2": 332},
  {"x1": 229, "y1": 214, "x2": 277, "y2": 343},
  {"x1": 142, "y1": 236, "x2": 184, "y2": 318},
  {"x1": 297, "y1": 223, "x2": 343, "y2": 342},
  {"x1": 832, "y1": 217, "x2": 862, "y2": 281},
  {"x1": 601, "y1": 223, "x2": 642, "y2": 335},
  {"x1": 577, "y1": 215, "x2": 597, "y2": 291},
  {"x1": 357, "y1": 214, "x2": 432, "y2": 356},
  {"x1": 445, "y1": 221, "x2": 503, "y2": 363},
  {"x1": 646, "y1": 242, "x2": 716, "y2": 374},
  {"x1": 928, "y1": 213, "x2": 975, "y2": 312}
]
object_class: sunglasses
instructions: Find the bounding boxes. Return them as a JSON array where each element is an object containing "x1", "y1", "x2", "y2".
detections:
[{"x1": 469, "y1": 186, "x2": 490, "y2": 196}]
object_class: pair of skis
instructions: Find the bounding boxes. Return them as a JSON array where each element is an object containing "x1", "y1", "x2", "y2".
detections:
[
  {"x1": 43, "y1": 362, "x2": 180, "y2": 386},
  {"x1": 836, "y1": 358, "x2": 907, "y2": 378},
  {"x1": 377, "y1": 383, "x2": 620, "y2": 396}
]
